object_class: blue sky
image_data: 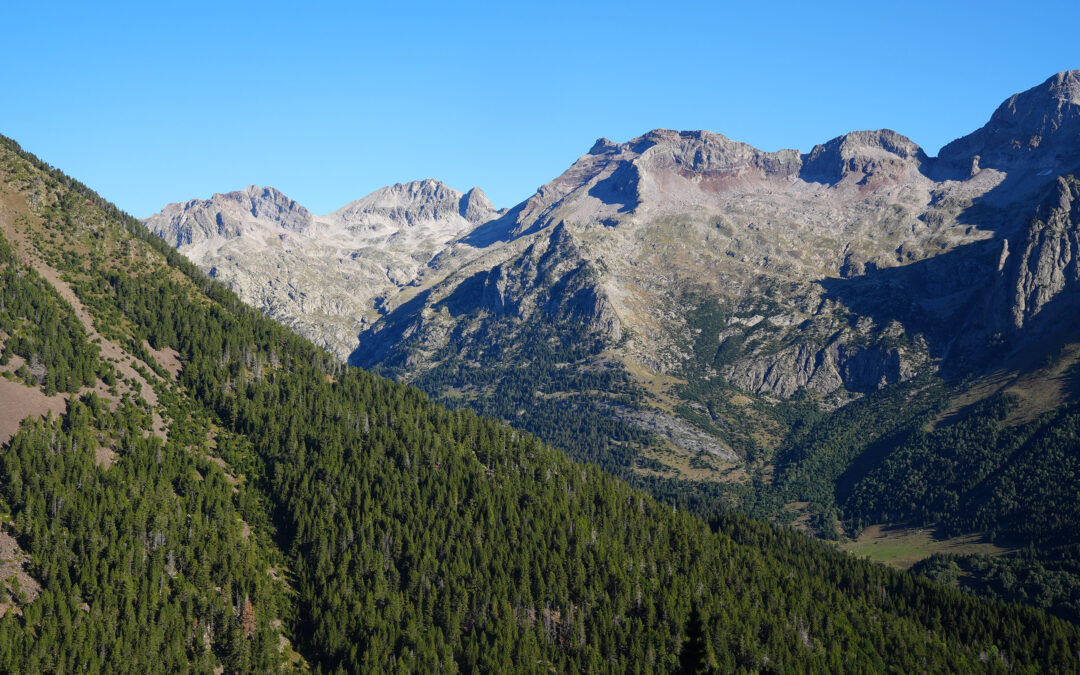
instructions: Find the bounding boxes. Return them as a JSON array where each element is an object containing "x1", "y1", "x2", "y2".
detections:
[{"x1": 2, "y1": 1, "x2": 1078, "y2": 216}]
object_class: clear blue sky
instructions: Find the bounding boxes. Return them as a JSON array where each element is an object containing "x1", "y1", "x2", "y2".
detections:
[{"x1": 2, "y1": 1, "x2": 1078, "y2": 217}]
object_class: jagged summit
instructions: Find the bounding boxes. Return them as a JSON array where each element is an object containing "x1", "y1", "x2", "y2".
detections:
[
  {"x1": 483, "y1": 125, "x2": 931, "y2": 246},
  {"x1": 800, "y1": 130, "x2": 928, "y2": 185},
  {"x1": 635, "y1": 129, "x2": 802, "y2": 177},
  {"x1": 939, "y1": 69, "x2": 1080, "y2": 176},
  {"x1": 203, "y1": 185, "x2": 307, "y2": 214},
  {"x1": 240, "y1": 185, "x2": 313, "y2": 227},
  {"x1": 238, "y1": 184, "x2": 291, "y2": 199},
  {"x1": 588, "y1": 137, "x2": 621, "y2": 155},
  {"x1": 148, "y1": 178, "x2": 497, "y2": 247},
  {"x1": 590, "y1": 128, "x2": 795, "y2": 164},
  {"x1": 325, "y1": 178, "x2": 497, "y2": 230},
  {"x1": 582, "y1": 73, "x2": 1080, "y2": 196},
  {"x1": 150, "y1": 184, "x2": 314, "y2": 248},
  {"x1": 588, "y1": 127, "x2": 932, "y2": 191},
  {"x1": 580, "y1": 127, "x2": 932, "y2": 199},
  {"x1": 144, "y1": 178, "x2": 500, "y2": 358}
]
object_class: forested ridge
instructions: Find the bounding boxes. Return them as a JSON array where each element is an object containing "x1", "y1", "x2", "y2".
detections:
[{"x1": 1, "y1": 135, "x2": 1079, "y2": 672}]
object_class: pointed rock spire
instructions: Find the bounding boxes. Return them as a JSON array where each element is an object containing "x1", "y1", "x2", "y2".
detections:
[{"x1": 459, "y1": 187, "x2": 496, "y2": 223}]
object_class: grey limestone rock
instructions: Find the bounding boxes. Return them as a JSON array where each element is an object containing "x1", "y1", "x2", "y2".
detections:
[{"x1": 1009, "y1": 175, "x2": 1080, "y2": 329}]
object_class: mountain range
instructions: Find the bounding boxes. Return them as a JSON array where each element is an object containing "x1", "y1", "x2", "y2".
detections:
[
  {"x1": 146, "y1": 180, "x2": 500, "y2": 356},
  {"x1": 142, "y1": 71, "x2": 1080, "y2": 623},
  {"x1": 6, "y1": 130, "x2": 1079, "y2": 670},
  {"x1": 148, "y1": 73, "x2": 1079, "y2": 463}
]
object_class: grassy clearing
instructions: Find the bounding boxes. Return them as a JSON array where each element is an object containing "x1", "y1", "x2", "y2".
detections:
[
  {"x1": 839, "y1": 524, "x2": 1012, "y2": 570},
  {"x1": 779, "y1": 501, "x2": 814, "y2": 534}
]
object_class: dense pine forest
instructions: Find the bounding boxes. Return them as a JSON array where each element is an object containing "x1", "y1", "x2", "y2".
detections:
[
  {"x1": 1, "y1": 134, "x2": 1080, "y2": 671},
  {"x1": 389, "y1": 268, "x2": 1080, "y2": 628}
]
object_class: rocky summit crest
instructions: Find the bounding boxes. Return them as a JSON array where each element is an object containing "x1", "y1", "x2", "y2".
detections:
[
  {"x1": 144, "y1": 178, "x2": 498, "y2": 358},
  {"x1": 460, "y1": 187, "x2": 496, "y2": 223},
  {"x1": 800, "y1": 130, "x2": 928, "y2": 185},
  {"x1": 939, "y1": 69, "x2": 1080, "y2": 177},
  {"x1": 325, "y1": 178, "x2": 498, "y2": 231}
]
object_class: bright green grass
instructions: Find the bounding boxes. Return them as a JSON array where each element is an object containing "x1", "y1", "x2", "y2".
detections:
[{"x1": 840, "y1": 524, "x2": 1012, "y2": 570}]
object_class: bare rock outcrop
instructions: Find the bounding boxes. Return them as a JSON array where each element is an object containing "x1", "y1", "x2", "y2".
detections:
[
  {"x1": 800, "y1": 130, "x2": 929, "y2": 185},
  {"x1": 144, "y1": 179, "x2": 494, "y2": 358},
  {"x1": 148, "y1": 185, "x2": 313, "y2": 248},
  {"x1": 938, "y1": 70, "x2": 1080, "y2": 178},
  {"x1": 1009, "y1": 175, "x2": 1080, "y2": 329}
]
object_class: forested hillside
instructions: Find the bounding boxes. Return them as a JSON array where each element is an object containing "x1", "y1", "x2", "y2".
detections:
[
  {"x1": 2, "y1": 134, "x2": 1080, "y2": 671},
  {"x1": 769, "y1": 371, "x2": 1080, "y2": 623}
]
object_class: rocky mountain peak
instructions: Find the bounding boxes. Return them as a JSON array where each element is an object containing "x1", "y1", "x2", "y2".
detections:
[
  {"x1": 144, "y1": 178, "x2": 499, "y2": 358},
  {"x1": 364, "y1": 179, "x2": 458, "y2": 208},
  {"x1": 459, "y1": 187, "x2": 497, "y2": 223},
  {"x1": 237, "y1": 185, "x2": 313, "y2": 228},
  {"x1": 1042, "y1": 69, "x2": 1080, "y2": 105},
  {"x1": 240, "y1": 184, "x2": 288, "y2": 200},
  {"x1": 938, "y1": 69, "x2": 1080, "y2": 176},
  {"x1": 327, "y1": 179, "x2": 487, "y2": 231},
  {"x1": 589, "y1": 137, "x2": 622, "y2": 155},
  {"x1": 635, "y1": 129, "x2": 803, "y2": 178},
  {"x1": 800, "y1": 129, "x2": 928, "y2": 184},
  {"x1": 207, "y1": 184, "x2": 306, "y2": 211},
  {"x1": 145, "y1": 185, "x2": 313, "y2": 248}
]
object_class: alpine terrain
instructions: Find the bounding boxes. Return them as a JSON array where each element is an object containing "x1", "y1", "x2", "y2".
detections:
[
  {"x1": 5, "y1": 134, "x2": 1079, "y2": 670},
  {"x1": 147, "y1": 70, "x2": 1080, "y2": 622}
]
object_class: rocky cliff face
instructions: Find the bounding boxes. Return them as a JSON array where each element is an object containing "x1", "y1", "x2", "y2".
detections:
[
  {"x1": 356, "y1": 222, "x2": 620, "y2": 369},
  {"x1": 938, "y1": 70, "x2": 1080, "y2": 179},
  {"x1": 944, "y1": 173, "x2": 1080, "y2": 368},
  {"x1": 1009, "y1": 175, "x2": 1080, "y2": 329},
  {"x1": 149, "y1": 70, "x2": 1080, "y2": 480},
  {"x1": 800, "y1": 129, "x2": 929, "y2": 185}
]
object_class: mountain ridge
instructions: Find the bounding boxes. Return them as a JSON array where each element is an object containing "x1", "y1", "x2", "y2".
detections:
[
  {"x1": 147, "y1": 72, "x2": 1080, "y2": 584},
  {"x1": 144, "y1": 178, "x2": 500, "y2": 357}
]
